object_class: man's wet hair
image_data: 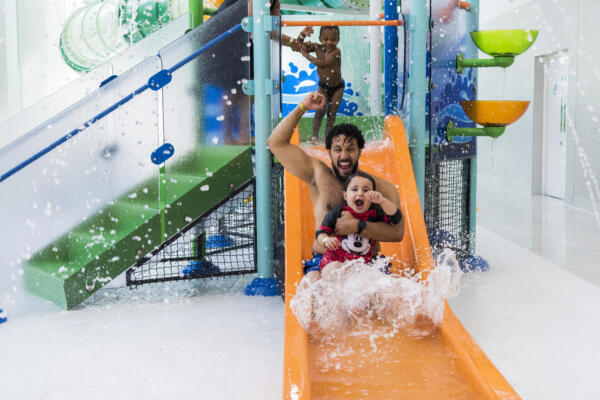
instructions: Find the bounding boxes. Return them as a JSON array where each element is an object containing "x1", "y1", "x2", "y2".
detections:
[
  {"x1": 319, "y1": 26, "x2": 340, "y2": 39},
  {"x1": 325, "y1": 123, "x2": 365, "y2": 150},
  {"x1": 345, "y1": 171, "x2": 376, "y2": 191}
]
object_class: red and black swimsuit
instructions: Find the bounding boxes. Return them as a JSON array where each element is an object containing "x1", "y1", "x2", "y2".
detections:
[{"x1": 316, "y1": 204, "x2": 401, "y2": 270}]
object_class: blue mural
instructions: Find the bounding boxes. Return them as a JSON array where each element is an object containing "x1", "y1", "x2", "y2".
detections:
[
  {"x1": 281, "y1": 61, "x2": 362, "y2": 117},
  {"x1": 430, "y1": 0, "x2": 478, "y2": 158}
]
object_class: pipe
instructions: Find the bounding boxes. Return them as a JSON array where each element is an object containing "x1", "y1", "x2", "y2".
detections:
[
  {"x1": 468, "y1": 0, "x2": 479, "y2": 255},
  {"x1": 455, "y1": 54, "x2": 514, "y2": 74},
  {"x1": 384, "y1": 0, "x2": 399, "y2": 115},
  {"x1": 252, "y1": 0, "x2": 274, "y2": 281},
  {"x1": 369, "y1": 0, "x2": 382, "y2": 115},
  {"x1": 281, "y1": 20, "x2": 402, "y2": 27},
  {"x1": 407, "y1": 0, "x2": 427, "y2": 205},
  {"x1": 188, "y1": 0, "x2": 204, "y2": 29}
]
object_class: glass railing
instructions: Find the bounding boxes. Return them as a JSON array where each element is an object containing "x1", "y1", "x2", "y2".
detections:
[
  {"x1": 0, "y1": 5, "x2": 253, "y2": 311},
  {"x1": 0, "y1": 14, "x2": 189, "y2": 147}
]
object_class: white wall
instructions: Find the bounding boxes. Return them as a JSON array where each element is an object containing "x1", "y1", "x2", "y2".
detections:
[
  {"x1": 570, "y1": 0, "x2": 600, "y2": 213},
  {"x1": 477, "y1": 0, "x2": 600, "y2": 215},
  {"x1": 0, "y1": 1, "x2": 85, "y2": 123}
]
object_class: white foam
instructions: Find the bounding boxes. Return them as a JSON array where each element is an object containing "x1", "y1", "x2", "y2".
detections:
[{"x1": 290, "y1": 250, "x2": 462, "y2": 337}]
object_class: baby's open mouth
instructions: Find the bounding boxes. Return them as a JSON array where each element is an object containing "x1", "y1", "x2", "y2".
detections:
[{"x1": 355, "y1": 199, "x2": 364, "y2": 207}]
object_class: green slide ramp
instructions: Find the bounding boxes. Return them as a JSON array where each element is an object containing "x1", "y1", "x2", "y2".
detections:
[{"x1": 24, "y1": 146, "x2": 252, "y2": 309}]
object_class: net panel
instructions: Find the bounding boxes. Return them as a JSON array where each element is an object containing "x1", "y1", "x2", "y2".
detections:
[
  {"x1": 272, "y1": 163, "x2": 286, "y2": 297},
  {"x1": 424, "y1": 157, "x2": 472, "y2": 259},
  {"x1": 126, "y1": 178, "x2": 257, "y2": 286}
]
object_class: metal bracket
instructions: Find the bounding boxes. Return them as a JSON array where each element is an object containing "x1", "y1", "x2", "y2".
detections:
[
  {"x1": 241, "y1": 16, "x2": 279, "y2": 33},
  {"x1": 265, "y1": 79, "x2": 280, "y2": 95},
  {"x1": 99, "y1": 75, "x2": 118, "y2": 88},
  {"x1": 241, "y1": 80, "x2": 279, "y2": 95},
  {"x1": 242, "y1": 80, "x2": 254, "y2": 95},
  {"x1": 264, "y1": 16, "x2": 280, "y2": 32},
  {"x1": 241, "y1": 17, "x2": 253, "y2": 32},
  {"x1": 148, "y1": 70, "x2": 172, "y2": 91}
]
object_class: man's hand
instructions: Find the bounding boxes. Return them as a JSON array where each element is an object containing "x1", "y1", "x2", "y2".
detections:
[
  {"x1": 302, "y1": 92, "x2": 326, "y2": 111},
  {"x1": 334, "y1": 211, "x2": 359, "y2": 236}
]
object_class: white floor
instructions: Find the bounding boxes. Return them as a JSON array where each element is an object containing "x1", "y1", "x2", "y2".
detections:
[
  {"x1": 450, "y1": 227, "x2": 600, "y2": 400},
  {"x1": 451, "y1": 192, "x2": 600, "y2": 399},
  {"x1": 0, "y1": 276, "x2": 285, "y2": 400},
  {"x1": 2, "y1": 194, "x2": 600, "y2": 399}
]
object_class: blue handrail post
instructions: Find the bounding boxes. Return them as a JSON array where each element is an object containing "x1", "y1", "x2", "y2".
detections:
[
  {"x1": 407, "y1": 0, "x2": 427, "y2": 207},
  {"x1": 384, "y1": 0, "x2": 399, "y2": 115},
  {"x1": 244, "y1": 0, "x2": 278, "y2": 296}
]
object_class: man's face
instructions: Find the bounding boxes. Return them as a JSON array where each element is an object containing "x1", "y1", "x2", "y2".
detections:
[{"x1": 329, "y1": 135, "x2": 361, "y2": 179}]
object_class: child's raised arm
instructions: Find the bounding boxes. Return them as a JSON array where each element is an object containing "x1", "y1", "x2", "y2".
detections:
[
  {"x1": 300, "y1": 46, "x2": 339, "y2": 68},
  {"x1": 297, "y1": 26, "x2": 317, "y2": 52},
  {"x1": 366, "y1": 191, "x2": 396, "y2": 214},
  {"x1": 366, "y1": 191, "x2": 402, "y2": 225}
]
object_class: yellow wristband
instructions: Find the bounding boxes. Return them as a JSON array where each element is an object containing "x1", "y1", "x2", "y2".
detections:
[{"x1": 298, "y1": 103, "x2": 307, "y2": 113}]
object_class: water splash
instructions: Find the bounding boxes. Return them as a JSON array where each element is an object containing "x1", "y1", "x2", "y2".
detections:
[{"x1": 290, "y1": 250, "x2": 462, "y2": 338}]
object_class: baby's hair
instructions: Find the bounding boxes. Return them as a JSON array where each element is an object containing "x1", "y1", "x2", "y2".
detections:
[
  {"x1": 345, "y1": 171, "x2": 376, "y2": 191},
  {"x1": 319, "y1": 26, "x2": 340, "y2": 38}
]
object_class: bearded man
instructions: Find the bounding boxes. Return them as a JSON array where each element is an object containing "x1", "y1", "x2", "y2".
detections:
[{"x1": 267, "y1": 92, "x2": 404, "y2": 281}]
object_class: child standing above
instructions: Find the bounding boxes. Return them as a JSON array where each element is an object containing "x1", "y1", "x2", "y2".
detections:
[
  {"x1": 316, "y1": 171, "x2": 402, "y2": 278},
  {"x1": 298, "y1": 26, "x2": 344, "y2": 144}
]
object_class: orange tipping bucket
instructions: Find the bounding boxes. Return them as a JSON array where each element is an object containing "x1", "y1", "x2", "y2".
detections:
[{"x1": 461, "y1": 100, "x2": 530, "y2": 127}]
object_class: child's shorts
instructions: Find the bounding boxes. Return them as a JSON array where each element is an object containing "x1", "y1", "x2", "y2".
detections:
[{"x1": 303, "y1": 254, "x2": 323, "y2": 274}]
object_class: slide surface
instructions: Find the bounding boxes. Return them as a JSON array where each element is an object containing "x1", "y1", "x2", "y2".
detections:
[{"x1": 283, "y1": 116, "x2": 520, "y2": 399}]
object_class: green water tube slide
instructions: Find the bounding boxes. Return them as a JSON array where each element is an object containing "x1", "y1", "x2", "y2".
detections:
[
  {"x1": 60, "y1": 0, "x2": 369, "y2": 72},
  {"x1": 280, "y1": 0, "x2": 369, "y2": 11},
  {"x1": 60, "y1": 0, "x2": 220, "y2": 72}
]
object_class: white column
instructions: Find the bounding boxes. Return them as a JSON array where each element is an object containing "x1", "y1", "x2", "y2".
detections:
[
  {"x1": 3, "y1": 0, "x2": 22, "y2": 119},
  {"x1": 369, "y1": 0, "x2": 382, "y2": 115}
]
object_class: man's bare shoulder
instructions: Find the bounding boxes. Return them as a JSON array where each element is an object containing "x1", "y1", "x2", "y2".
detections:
[
  {"x1": 298, "y1": 153, "x2": 331, "y2": 187},
  {"x1": 312, "y1": 157, "x2": 335, "y2": 180}
]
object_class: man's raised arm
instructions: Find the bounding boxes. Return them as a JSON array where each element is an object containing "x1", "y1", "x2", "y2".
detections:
[{"x1": 267, "y1": 92, "x2": 326, "y2": 183}]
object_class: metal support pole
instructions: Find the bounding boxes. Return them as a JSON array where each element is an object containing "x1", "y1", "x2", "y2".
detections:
[
  {"x1": 369, "y1": 0, "x2": 382, "y2": 115},
  {"x1": 407, "y1": 0, "x2": 427, "y2": 207},
  {"x1": 245, "y1": 0, "x2": 278, "y2": 296},
  {"x1": 469, "y1": 0, "x2": 480, "y2": 254},
  {"x1": 384, "y1": 0, "x2": 399, "y2": 115}
]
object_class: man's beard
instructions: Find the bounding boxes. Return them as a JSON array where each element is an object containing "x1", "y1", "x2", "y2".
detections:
[{"x1": 332, "y1": 160, "x2": 359, "y2": 183}]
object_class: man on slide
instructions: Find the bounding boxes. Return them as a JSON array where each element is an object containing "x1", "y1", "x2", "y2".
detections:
[{"x1": 267, "y1": 92, "x2": 405, "y2": 282}]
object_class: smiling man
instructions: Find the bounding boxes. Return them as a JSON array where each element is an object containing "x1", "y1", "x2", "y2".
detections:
[{"x1": 267, "y1": 92, "x2": 404, "y2": 280}]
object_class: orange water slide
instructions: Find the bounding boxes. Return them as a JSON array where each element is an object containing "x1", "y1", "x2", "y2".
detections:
[{"x1": 282, "y1": 116, "x2": 520, "y2": 399}]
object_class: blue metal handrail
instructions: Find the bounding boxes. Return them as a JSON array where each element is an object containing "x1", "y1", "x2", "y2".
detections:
[{"x1": 0, "y1": 23, "x2": 243, "y2": 183}]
